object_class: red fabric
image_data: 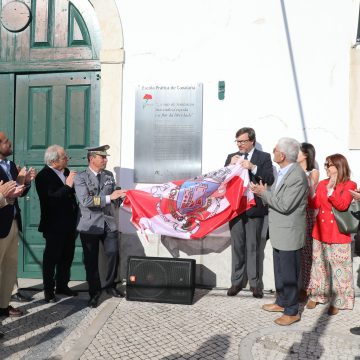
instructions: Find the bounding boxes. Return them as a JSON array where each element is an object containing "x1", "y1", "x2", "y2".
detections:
[
  {"x1": 310, "y1": 179, "x2": 357, "y2": 244},
  {"x1": 123, "y1": 165, "x2": 255, "y2": 239}
]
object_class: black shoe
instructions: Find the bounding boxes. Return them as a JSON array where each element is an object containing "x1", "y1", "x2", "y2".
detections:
[
  {"x1": 106, "y1": 287, "x2": 125, "y2": 298},
  {"x1": 56, "y1": 287, "x2": 78, "y2": 297},
  {"x1": 11, "y1": 292, "x2": 33, "y2": 303},
  {"x1": 44, "y1": 292, "x2": 58, "y2": 303},
  {"x1": 0, "y1": 305, "x2": 24, "y2": 317},
  {"x1": 251, "y1": 287, "x2": 264, "y2": 299},
  {"x1": 227, "y1": 285, "x2": 242, "y2": 296},
  {"x1": 88, "y1": 292, "x2": 101, "y2": 308}
]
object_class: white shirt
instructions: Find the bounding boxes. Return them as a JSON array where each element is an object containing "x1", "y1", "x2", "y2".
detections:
[
  {"x1": 49, "y1": 166, "x2": 66, "y2": 184},
  {"x1": 243, "y1": 147, "x2": 258, "y2": 175}
]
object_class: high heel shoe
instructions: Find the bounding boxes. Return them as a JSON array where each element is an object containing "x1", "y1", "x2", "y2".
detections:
[{"x1": 327, "y1": 305, "x2": 339, "y2": 315}]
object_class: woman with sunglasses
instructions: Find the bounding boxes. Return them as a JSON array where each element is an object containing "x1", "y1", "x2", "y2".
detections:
[
  {"x1": 297, "y1": 143, "x2": 320, "y2": 303},
  {"x1": 306, "y1": 154, "x2": 356, "y2": 315}
]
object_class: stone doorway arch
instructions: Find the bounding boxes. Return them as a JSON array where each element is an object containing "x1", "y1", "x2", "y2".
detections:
[{"x1": 90, "y1": 0, "x2": 125, "y2": 170}]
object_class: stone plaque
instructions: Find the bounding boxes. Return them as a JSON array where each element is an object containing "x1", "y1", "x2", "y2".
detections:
[{"x1": 135, "y1": 84, "x2": 203, "y2": 183}]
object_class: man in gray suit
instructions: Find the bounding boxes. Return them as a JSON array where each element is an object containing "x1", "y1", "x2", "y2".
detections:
[
  {"x1": 250, "y1": 137, "x2": 308, "y2": 326},
  {"x1": 74, "y1": 145, "x2": 127, "y2": 308}
]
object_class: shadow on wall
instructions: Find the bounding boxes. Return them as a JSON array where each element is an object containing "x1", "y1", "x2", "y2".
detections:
[
  {"x1": 114, "y1": 167, "x2": 138, "y2": 234},
  {"x1": 118, "y1": 233, "x2": 146, "y2": 280},
  {"x1": 161, "y1": 235, "x2": 230, "y2": 257},
  {"x1": 196, "y1": 264, "x2": 217, "y2": 287}
]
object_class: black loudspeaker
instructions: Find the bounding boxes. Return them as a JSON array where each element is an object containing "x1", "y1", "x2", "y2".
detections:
[{"x1": 126, "y1": 256, "x2": 196, "y2": 305}]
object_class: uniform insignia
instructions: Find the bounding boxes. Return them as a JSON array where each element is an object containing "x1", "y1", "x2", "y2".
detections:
[
  {"x1": 104, "y1": 179, "x2": 114, "y2": 186},
  {"x1": 93, "y1": 196, "x2": 101, "y2": 206}
]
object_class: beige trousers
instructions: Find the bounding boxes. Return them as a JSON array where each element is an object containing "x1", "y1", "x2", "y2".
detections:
[{"x1": 0, "y1": 220, "x2": 19, "y2": 308}]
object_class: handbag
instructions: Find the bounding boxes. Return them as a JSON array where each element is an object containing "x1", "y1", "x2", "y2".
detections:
[{"x1": 332, "y1": 201, "x2": 360, "y2": 234}]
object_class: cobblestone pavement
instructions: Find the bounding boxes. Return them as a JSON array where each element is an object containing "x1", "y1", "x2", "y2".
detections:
[{"x1": 1, "y1": 286, "x2": 360, "y2": 359}]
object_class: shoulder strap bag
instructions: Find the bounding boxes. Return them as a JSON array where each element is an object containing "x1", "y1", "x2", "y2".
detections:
[{"x1": 332, "y1": 200, "x2": 360, "y2": 234}]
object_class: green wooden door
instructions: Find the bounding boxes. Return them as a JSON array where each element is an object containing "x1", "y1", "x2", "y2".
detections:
[{"x1": 15, "y1": 71, "x2": 100, "y2": 279}]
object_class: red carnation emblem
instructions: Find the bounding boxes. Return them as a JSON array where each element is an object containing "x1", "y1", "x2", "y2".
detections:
[{"x1": 142, "y1": 93, "x2": 153, "y2": 108}]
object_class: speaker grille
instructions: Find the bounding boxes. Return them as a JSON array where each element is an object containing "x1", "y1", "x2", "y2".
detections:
[{"x1": 126, "y1": 256, "x2": 196, "y2": 305}]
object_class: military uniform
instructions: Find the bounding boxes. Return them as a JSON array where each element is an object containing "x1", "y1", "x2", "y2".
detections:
[{"x1": 74, "y1": 145, "x2": 122, "y2": 305}]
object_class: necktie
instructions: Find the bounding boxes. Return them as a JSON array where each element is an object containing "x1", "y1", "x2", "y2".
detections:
[
  {"x1": 0, "y1": 160, "x2": 12, "y2": 179},
  {"x1": 0, "y1": 160, "x2": 16, "y2": 216},
  {"x1": 96, "y1": 173, "x2": 101, "y2": 195},
  {"x1": 244, "y1": 153, "x2": 248, "y2": 160}
]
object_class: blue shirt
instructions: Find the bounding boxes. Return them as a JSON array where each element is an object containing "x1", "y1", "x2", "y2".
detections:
[{"x1": 275, "y1": 163, "x2": 294, "y2": 190}]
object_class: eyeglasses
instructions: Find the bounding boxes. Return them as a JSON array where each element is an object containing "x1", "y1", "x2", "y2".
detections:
[
  {"x1": 60, "y1": 154, "x2": 71, "y2": 160},
  {"x1": 324, "y1": 163, "x2": 334, "y2": 168},
  {"x1": 235, "y1": 139, "x2": 250, "y2": 145}
]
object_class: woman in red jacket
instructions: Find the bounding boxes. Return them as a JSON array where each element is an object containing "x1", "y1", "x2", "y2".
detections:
[{"x1": 306, "y1": 154, "x2": 356, "y2": 315}]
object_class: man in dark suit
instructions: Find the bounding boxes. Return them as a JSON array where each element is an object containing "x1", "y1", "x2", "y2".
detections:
[
  {"x1": 74, "y1": 145, "x2": 127, "y2": 308},
  {"x1": 0, "y1": 131, "x2": 35, "y2": 318},
  {"x1": 35, "y1": 145, "x2": 79, "y2": 303},
  {"x1": 225, "y1": 127, "x2": 274, "y2": 298}
]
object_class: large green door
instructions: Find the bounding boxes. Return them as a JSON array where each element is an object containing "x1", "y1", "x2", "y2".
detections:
[
  {"x1": 15, "y1": 71, "x2": 100, "y2": 279},
  {"x1": 0, "y1": 0, "x2": 101, "y2": 279}
]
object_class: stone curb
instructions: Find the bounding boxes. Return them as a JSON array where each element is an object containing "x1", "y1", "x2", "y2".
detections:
[{"x1": 61, "y1": 298, "x2": 121, "y2": 360}]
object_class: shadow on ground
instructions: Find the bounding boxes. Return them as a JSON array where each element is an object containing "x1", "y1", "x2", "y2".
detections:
[
  {"x1": 0, "y1": 295, "x2": 88, "y2": 357},
  {"x1": 161, "y1": 334, "x2": 230, "y2": 359}
]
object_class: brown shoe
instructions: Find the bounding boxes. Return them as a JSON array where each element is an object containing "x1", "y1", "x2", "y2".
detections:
[
  {"x1": 250, "y1": 287, "x2": 264, "y2": 299},
  {"x1": 262, "y1": 303, "x2": 284, "y2": 312},
  {"x1": 227, "y1": 285, "x2": 242, "y2": 296},
  {"x1": 306, "y1": 300, "x2": 317, "y2": 309},
  {"x1": 275, "y1": 314, "x2": 301, "y2": 326},
  {"x1": 327, "y1": 306, "x2": 339, "y2": 316},
  {"x1": 0, "y1": 305, "x2": 23, "y2": 317}
]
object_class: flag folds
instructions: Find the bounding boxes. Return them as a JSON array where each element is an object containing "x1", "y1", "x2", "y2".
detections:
[{"x1": 122, "y1": 164, "x2": 255, "y2": 239}]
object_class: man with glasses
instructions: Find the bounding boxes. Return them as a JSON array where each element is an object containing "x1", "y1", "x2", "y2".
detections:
[
  {"x1": 225, "y1": 127, "x2": 274, "y2": 298},
  {"x1": 35, "y1": 145, "x2": 79, "y2": 303},
  {"x1": 74, "y1": 145, "x2": 127, "y2": 308}
]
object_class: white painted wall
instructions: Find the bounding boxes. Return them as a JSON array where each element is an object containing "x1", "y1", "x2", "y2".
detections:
[{"x1": 112, "y1": 0, "x2": 360, "y2": 291}]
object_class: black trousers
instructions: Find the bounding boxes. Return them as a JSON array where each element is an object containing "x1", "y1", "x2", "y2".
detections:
[
  {"x1": 273, "y1": 247, "x2": 301, "y2": 316},
  {"x1": 80, "y1": 231, "x2": 119, "y2": 296},
  {"x1": 42, "y1": 230, "x2": 77, "y2": 293},
  {"x1": 229, "y1": 214, "x2": 264, "y2": 288}
]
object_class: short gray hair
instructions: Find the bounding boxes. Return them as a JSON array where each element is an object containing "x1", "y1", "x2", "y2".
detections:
[
  {"x1": 277, "y1": 137, "x2": 300, "y2": 163},
  {"x1": 44, "y1": 145, "x2": 63, "y2": 165}
]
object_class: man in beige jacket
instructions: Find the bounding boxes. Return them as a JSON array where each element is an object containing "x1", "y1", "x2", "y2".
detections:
[{"x1": 0, "y1": 179, "x2": 24, "y2": 339}]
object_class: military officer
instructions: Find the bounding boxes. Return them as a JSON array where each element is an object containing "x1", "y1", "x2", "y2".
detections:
[{"x1": 74, "y1": 145, "x2": 127, "y2": 308}]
